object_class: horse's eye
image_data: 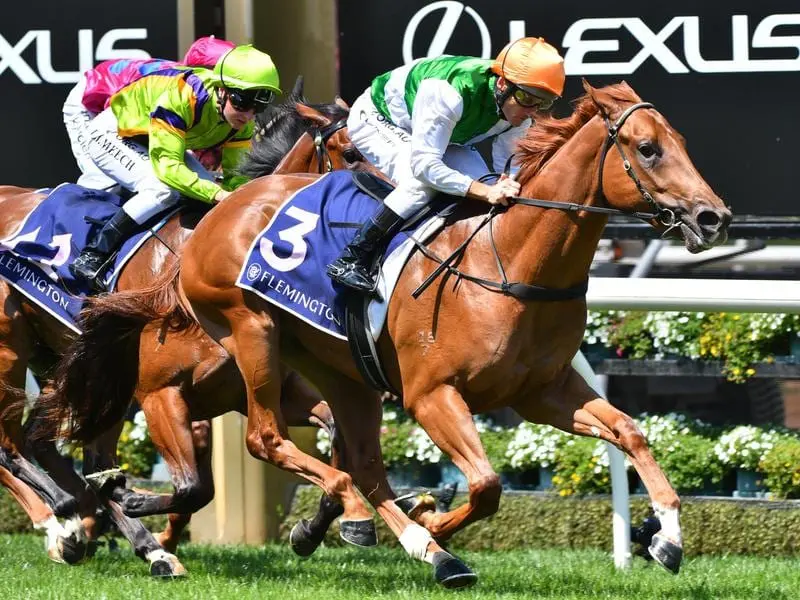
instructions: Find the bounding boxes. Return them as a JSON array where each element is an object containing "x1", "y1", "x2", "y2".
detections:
[
  {"x1": 638, "y1": 142, "x2": 659, "y2": 160},
  {"x1": 342, "y1": 148, "x2": 361, "y2": 163}
]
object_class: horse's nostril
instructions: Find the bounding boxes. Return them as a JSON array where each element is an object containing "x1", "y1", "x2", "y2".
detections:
[{"x1": 696, "y1": 208, "x2": 722, "y2": 231}]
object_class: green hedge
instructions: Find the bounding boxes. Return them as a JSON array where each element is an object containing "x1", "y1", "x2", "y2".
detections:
[
  {"x1": 0, "y1": 488, "x2": 34, "y2": 534},
  {"x1": 0, "y1": 485, "x2": 169, "y2": 537},
  {"x1": 6, "y1": 484, "x2": 799, "y2": 557},
  {"x1": 280, "y1": 486, "x2": 800, "y2": 557}
]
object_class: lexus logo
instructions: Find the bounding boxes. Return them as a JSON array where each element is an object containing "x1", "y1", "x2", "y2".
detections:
[{"x1": 402, "y1": 1, "x2": 491, "y2": 64}]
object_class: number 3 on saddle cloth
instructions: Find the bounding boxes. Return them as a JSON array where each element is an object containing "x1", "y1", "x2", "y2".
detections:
[
  {"x1": 0, "y1": 183, "x2": 176, "y2": 333},
  {"x1": 237, "y1": 170, "x2": 450, "y2": 343}
]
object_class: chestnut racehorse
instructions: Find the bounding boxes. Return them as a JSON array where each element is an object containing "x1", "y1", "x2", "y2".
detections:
[
  {"x1": 41, "y1": 81, "x2": 731, "y2": 587},
  {"x1": 2, "y1": 93, "x2": 371, "y2": 573}
]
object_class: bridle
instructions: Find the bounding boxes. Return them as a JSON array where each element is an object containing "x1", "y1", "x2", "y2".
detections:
[
  {"x1": 511, "y1": 101, "x2": 677, "y2": 231},
  {"x1": 411, "y1": 101, "x2": 679, "y2": 301},
  {"x1": 311, "y1": 118, "x2": 348, "y2": 173}
]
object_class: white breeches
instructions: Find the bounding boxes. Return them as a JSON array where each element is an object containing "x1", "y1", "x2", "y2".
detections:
[
  {"x1": 63, "y1": 77, "x2": 117, "y2": 190},
  {"x1": 77, "y1": 108, "x2": 213, "y2": 224},
  {"x1": 346, "y1": 91, "x2": 489, "y2": 219}
]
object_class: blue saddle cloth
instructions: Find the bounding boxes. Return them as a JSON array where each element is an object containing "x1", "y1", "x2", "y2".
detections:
[
  {"x1": 0, "y1": 183, "x2": 173, "y2": 332},
  {"x1": 237, "y1": 171, "x2": 423, "y2": 339}
]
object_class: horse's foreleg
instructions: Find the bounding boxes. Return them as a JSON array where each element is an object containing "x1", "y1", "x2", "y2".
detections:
[
  {"x1": 404, "y1": 385, "x2": 502, "y2": 541},
  {"x1": 109, "y1": 388, "x2": 214, "y2": 517},
  {"x1": 0, "y1": 463, "x2": 82, "y2": 564},
  {"x1": 280, "y1": 370, "x2": 346, "y2": 557},
  {"x1": 102, "y1": 497, "x2": 186, "y2": 577},
  {"x1": 516, "y1": 363, "x2": 683, "y2": 574}
]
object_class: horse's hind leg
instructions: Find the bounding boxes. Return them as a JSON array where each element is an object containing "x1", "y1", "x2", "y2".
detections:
[
  {"x1": 513, "y1": 360, "x2": 683, "y2": 574},
  {"x1": 211, "y1": 304, "x2": 378, "y2": 546},
  {"x1": 312, "y1": 372, "x2": 477, "y2": 589},
  {"x1": 156, "y1": 419, "x2": 213, "y2": 553},
  {"x1": 398, "y1": 384, "x2": 503, "y2": 542},
  {"x1": 23, "y1": 402, "x2": 106, "y2": 548}
]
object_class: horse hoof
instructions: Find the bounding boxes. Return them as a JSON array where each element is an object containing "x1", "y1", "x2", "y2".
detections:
[
  {"x1": 395, "y1": 493, "x2": 436, "y2": 520},
  {"x1": 339, "y1": 519, "x2": 378, "y2": 547},
  {"x1": 149, "y1": 553, "x2": 187, "y2": 578},
  {"x1": 58, "y1": 535, "x2": 88, "y2": 565},
  {"x1": 290, "y1": 519, "x2": 324, "y2": 558},
  {"x1": 432, "y1": 551, "x2": 478, "y2": 589},
  {"x1": 648, "y1": 534, "x2": 682, "y2": 574}
]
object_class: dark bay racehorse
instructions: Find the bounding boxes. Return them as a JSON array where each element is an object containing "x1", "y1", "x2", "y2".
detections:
[
  {"x1": 40, "y1": 81, "x2": 731, "y2": 587},
  {"x1": 1, "y1": 92, "x2": 371, "y2": 572}
]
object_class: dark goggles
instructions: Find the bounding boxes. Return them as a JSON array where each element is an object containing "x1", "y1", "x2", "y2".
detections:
[
  {"x1": 227, "y1": 88, "x2": 275, "y2": 112},
  {"x1": 512, "y1": 86, "x2": 555, "y2": 111}
]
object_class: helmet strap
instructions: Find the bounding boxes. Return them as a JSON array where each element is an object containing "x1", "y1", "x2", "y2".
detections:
[
  {"x1": 494, "y1": 79, "x2": 513, "y2": 120},
  {"x1": 216, "y1": 88, "x2": 230, "y2": 122}
]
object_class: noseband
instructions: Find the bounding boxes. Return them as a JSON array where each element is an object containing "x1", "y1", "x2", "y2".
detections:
[
  {"x1": 597, "y1": 102, "x2": 676, "y2": 229},
  {"x1": 312, "y1": 118, "x2": 348, "y2": 174}
]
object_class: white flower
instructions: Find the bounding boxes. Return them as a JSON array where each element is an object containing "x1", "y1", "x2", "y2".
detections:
[{"x1": 505, "y1": 423, "x2": 566, "y2": 469}]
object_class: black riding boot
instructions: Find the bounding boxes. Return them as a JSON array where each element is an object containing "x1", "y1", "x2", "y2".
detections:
[
  {"x1": 326, "y1": 205, "x2": 404, "y2": 294},
  {"x1": 69, "y1": 209, "x2": 139, "y2": 292}
]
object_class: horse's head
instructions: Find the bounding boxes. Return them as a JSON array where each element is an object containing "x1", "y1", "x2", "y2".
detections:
[
  {"x1": 239, "y1": 92, "x2": 381, "y2": 180},
  {"x1": 293, "y1": 99, "x2": 371, "y2": 174},
  {"x1": 584, "y1": 80, "x2": 731, "y2": 252}
]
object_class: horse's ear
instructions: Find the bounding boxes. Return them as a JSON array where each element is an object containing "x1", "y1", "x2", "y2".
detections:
[
  {"x1": 295, "y1": 102, "x2": 332, "y2": 126},
  {"x1": 334, "y1": 95, "x2": 350, "y2": 110},
  {"x1": 618, "y1": 80, "x2": 643, "y2": 103},
  {"x1": 582, "y1": 78, "x2": 618, "y2": 118},
  {"x1": 581, "y1": 78, "x2": 596, "y2": 96},
  {"x1": 290, "y1": 75, "x2": 305, "y2": 101}
]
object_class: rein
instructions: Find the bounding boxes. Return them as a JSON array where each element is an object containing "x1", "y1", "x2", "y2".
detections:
[
  {"x1": 312, "y1": 118, "x2": 348, "y2": 173},
  {"x1": 411, "y1": 101, "x2": 668, "y2": 301}
]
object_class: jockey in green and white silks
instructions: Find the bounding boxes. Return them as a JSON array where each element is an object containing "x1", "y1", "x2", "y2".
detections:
[
  {"x1": 69, "y1": 44, "x2": 280, "y2": 291},
  {"x1": 327, "y1": 37, "x2": 566, "y2": 295}
]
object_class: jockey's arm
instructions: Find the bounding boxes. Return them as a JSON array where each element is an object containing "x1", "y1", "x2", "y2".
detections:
[
  {"x1": 491, "y1": 119, "x2": 531, "y2": 176},
  {"x1": 148, "y1": 91, "x2": 224, "y2": 204},
  {"x1": 408, "y1": 80, "x2": 473, "y2": 196}
]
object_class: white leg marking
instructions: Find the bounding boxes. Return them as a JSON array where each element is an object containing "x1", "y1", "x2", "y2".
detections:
[
  {"x1": 653, "y1": 502, "x2": 682, "y2": 545},
  {"x1": 398, "y1": 523, "x2": 434, "y2": 563}
]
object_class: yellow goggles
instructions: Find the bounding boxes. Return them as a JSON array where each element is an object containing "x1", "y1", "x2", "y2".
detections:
[{"x1": 512, "y1": 86, "x2": 555, "y2": 110}]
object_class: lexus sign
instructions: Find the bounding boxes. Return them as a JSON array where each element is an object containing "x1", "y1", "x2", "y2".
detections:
[
  {"x1": 337, "y1": 0, "x2": 800, "y2": 217},
  {"x1": 3, "y1": 0, "x2": 176, "y2": 187}
]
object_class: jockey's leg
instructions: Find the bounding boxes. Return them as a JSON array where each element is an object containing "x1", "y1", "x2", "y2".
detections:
[
  {"x1": 326, "y1": 175, "x2": 431, "y2": 294},
  {"x1": 70, "y1": 110, "x2": 213, "y2": 290}
]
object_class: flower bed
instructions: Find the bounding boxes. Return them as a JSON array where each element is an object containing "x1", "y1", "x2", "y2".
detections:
[
  {"x1": 319, "y1": 406, "x2": 800, "y2": 499},
  {"x1": 585, "y1": 310, "x2": 800, "y2": 382}
]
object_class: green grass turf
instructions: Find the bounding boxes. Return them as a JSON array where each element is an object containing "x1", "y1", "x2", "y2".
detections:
[{"x1": 0, "y1": 534, "x2": 798, "y2": 599}]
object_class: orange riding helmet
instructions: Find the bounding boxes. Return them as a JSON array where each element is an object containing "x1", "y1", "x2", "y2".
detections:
[{"x1": 491, "y1": 37, "x2": 565, "y2": 105}]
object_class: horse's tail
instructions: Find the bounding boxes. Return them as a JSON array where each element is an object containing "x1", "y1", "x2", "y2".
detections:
[{"x1": 34, "y1": 260, "x2": 193, "y2": 444}]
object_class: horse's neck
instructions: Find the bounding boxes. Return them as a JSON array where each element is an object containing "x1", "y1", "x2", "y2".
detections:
[
  {"x1": 498, "y1": 116, "x2": 610, "y2": 289},
  {"x1": 273, "y1": 133, "x2": 315, "y2": 174}
]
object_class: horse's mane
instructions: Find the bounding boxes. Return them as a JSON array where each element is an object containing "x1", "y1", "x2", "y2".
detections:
[
  {"x1": 516, "y1": 83, "x2": 640, "y2": 186},
  {"x1": 237, "y1": 93, "x2": 349, "y2": 179}
]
